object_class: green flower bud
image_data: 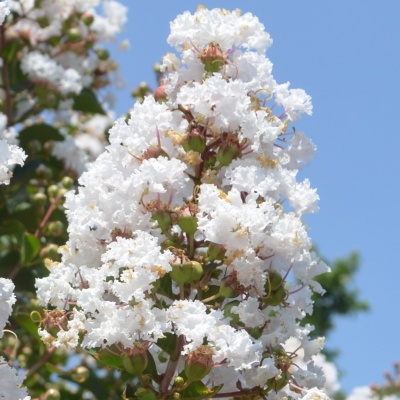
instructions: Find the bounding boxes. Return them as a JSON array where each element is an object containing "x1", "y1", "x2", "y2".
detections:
[
  {"x1": 206, "y1": 242, "x2": 226, "y2": 261},
  {"x1": 184, "y1": 345, "x2": 214, "y2": 382},
  {"x1": 218, "y1": 274, "x2": 243, "y2": 298},
  {"x1": 71, "y1": 366, "x2": 89, "y2": 383},
  {"x1": 32, "y1": 192, "x2": 47, "y2": 205},
  {"x1": 46, "y1": 221, "x2": 64, "y2": 237},
  {"x1": 264, "y1": 286, "x2": 287, "y2": 307},
  {"x1": 182, "y1": 128, "x2": 206, "y2": 153},
  {"x1": 265, "y1": 270, "x2": 283, "y2": 292},
  {"x1": 67, "y1": 28, "x2": 82, "y2": 43},
  {"x1": 153, "y1": 211, "x2": 172, "y2": 232},
  {"x1": 170, "y1": 260, "x2": 203, "y2": 284},
  {"x1": 95, "y1": 48, "x2": 110, "y2": 61},
  {"x1": 44, "y1": 388, "x2": 61, "y2": 400},
  {"x1": 216, "y1": 144, "x2": 240, "y2": 166},
  {"x1": 174, "y1": 376, "x2": 185, "y2": 387},
  {"x1": 47, "y1": 184, "x2": 59, "y2": 198},
  {"x1": 122, "y1": 342, "x2": 150, "y2": 375},
  {"x1": 40, "y1": 244, "x2": 60, "y2": 260},
  {"x1": 177, "y1": 215, "x2": 198, "y2": 235},
  {"x1": 61, "y1": 176, "x2": 74, "y2": 189},
  {"x1": 82, "y1": 13, "x2": 94, "y2": 26}
]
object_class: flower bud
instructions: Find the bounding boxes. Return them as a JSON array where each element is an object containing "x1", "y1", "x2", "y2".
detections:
[
  {"x1": 218, "y1": 273, "x2": 243, "y2": 298},
  {"x1": 43, "y1": 388, "x2": 61, "y2": 400},
  {"x1": 40, "y1": 244, "x2": 60, "y2": 260},
  {"x1": 184, "y1": 345, "x2": 214, "y2": 381},
  {"x1": 206, "y1": 242, "x2": 226, "y2": 261},
  {"x1": 265, "y1": 270, "x2": 283, "y2": 292},
  {"x1": 152, "y1": 210, "x2": 172, "y2": 232},
  {"x1": 95, "y1": 48, "x2": 110, "y2": 61},
  {"x1": 199, "y1": 42, "x2": 226, "y2": 73},
  {"x1": 67, "y1": 28, "x2": 82, "y2": 43},
  {"x1": 47, "y1": 184, "x2": 60, "y2": 198},
  {"x1": 264, "y1": 286, "x2": 287, "y2": 307},
  {"x1": 46, "y1": 221, "x2": 64, "y2": 237},
  {"x1": 170, "y1": 260, "x2": 203, "y2": 284},
  {"x1": 182, "y1": 128, "x2": 206, "y2": 153},
  {"x1": 174, "y1": 376, "x2": 185, "y2": 387},
  {"x1": 61, "y1": 176, "x2": 74, "y2": 189},
  {"x1": 177, "y1": 215, "x2": 198, "y2": 235},
  {"x1": 82, "y1": 13, "x2": 94, "y2": 26},
  {"x1": 122, "y1": 341, "x2": 150, "y2": 375},
  {"x1": 216, "y1": 141, "x2": 241, "y2": 167},
  {"x1": 71, "y1": 366, "x2": 90, "y2": 383},
  {"x1": 32, "y1": 192, "x2": 48, "y2": 205},
  {"x1": 154, "y1": 85, "x2": 167, "y2": 103}
]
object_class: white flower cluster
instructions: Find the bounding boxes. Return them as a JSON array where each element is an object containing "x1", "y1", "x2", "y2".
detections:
[
  {"x1": 36, "y1": 7, "x2": 330, "y2": 399},
  {"x1": 52, "y1": 112, "x2": 115, "y2": 176},
  {"x1": 0, "y1": 278, "x2": 30, "y2": 400},
  {"x1": 9, "y1": 0, "x2": 127, "y2": 95},
  {"x1": 0, "y1": 114, "x2": 27, "y2": 185}
]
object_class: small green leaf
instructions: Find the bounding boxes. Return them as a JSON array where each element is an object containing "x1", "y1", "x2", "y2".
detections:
[
  {"x1": 73, "y1": 88, "x2": 105, "y2": 115},
  {"x1": 87, "y1": 346, "x2": 124, "y2": 369},
  {"x1": 21, "y1": 232, "x2": 40, "y2": 265},
  {"x1": 14, "y1": 313, "x2": 40, "y2": 340},
  {"x1": 19, "y1": 124, "x2": 64, "y2": 147},
  {"x1": 156, "y1": 333, "x2": 176, "y2": 356},
  {"x1": 180, "y1": 381, "x2": 223, "y2": 399}
]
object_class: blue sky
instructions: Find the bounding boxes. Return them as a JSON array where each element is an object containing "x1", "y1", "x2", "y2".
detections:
[{"x1": 109, "y1": 1, "x2": 400, "y2": 394}]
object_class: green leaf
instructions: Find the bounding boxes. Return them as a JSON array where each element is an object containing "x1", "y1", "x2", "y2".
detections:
[
  {"x1": 21, "y1": 232, "x2": 40, "y2": 265},
  {"x1": 87, "y1": 346, "x2": 124, "y2": 369},
  {"x1": 156, "y1": 333, "x2": 176, "y2": 356},
  {"x1": 73, "y1": 88, "x2": 105, "y2": 115},
  {"x1": 179, "y1": 381, "x2": 223, "y2": 399},
  {"x1": 19, "y1": 124, "x2": 64, "y2": 148},
  {"x1": 0, "y1": 219, "x2": 25, "y2": 243},
  {"x1": 157, "y1": 274, "x2": 175, "y2": 299},
  {"x1": 1, "y1": 39, "x2": 22, "y2": 63},
  {"x1": 14, "y1": 313, "x2": 40, "y2": 340}
]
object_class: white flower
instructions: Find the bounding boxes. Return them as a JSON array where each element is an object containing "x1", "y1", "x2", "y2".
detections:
[
  {"x1": 0, "y1": 0, "x2": 9, "y2": 25},
  {"x1": 168, "y1": 8, "x2": 272, "y2": 53},
  {"x1": 0, "y1": 140, "x2": 27, "y2": 185},
  {"x1": 0, "y1": 357, "x2": 30, "y2": 400},
  {"x1": 301, "y1": 387, "x2": 331, "y2": 400},
  {"x1": 275, "y1": 82, "x2": 313, "y2": 121},
  {"x1": 0, "y1": 278, "x2": 16, "y2": 336},
  {"x1": 91, "y1": 0, "x2": 127, "y2": 41},
  {"x1": 21, "y1": 51, "x2": 82, "y2": 95}
]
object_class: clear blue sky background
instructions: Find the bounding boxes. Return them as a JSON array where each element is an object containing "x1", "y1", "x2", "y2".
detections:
[{"x1": 108, "y1": 1, "x2": 400, "y2": 394}]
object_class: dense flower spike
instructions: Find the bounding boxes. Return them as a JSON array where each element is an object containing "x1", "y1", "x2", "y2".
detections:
[{"x1": 36, "y1": 7, "x2": 331, "y2": 399}]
